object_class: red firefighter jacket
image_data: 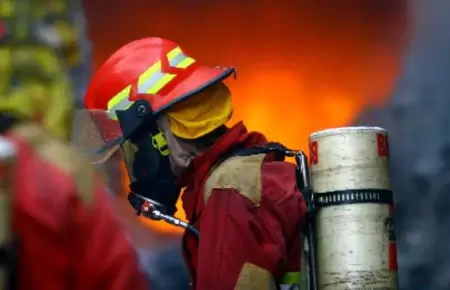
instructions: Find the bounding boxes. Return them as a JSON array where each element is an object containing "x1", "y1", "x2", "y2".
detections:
[
  {"x1": 5, "y1": 122, "x2": 149, "y2": 290},
  {"x1": 180, "y1": 122, "x2": 308, "y2": 290}
]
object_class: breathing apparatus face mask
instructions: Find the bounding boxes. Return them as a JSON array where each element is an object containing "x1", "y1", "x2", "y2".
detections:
[
  {"x1": 73, "y1": 100, "x2": 201, "y2": 236},
  {"x1": 113, "y1": 100, "x2": 181, "y2": 217}
]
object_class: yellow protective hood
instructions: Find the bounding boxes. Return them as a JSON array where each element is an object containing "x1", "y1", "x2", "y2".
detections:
[{"x1": 165, "y1": 82, "x2": 232, "y2": 139}]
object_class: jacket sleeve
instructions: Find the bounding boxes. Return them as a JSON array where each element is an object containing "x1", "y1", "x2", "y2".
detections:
[
  {"x1": 71, "y1": 181, "x2": 150, "y2": 290},
  {"x1": 196, "y1": 159, "x2": 307, "y2": 290}
]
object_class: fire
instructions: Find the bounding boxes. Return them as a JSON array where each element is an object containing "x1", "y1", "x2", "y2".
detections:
[{"x1": 84, "y1": 0, "x2": 410, "y2": 234}]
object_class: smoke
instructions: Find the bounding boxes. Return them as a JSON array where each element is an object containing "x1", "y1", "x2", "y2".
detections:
[{"x1": 355, "y1": 0, "x2": 450, "y2": 288}]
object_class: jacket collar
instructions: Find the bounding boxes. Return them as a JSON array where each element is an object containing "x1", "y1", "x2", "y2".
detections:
[{"x1": 179, "y1": 121, "x2": 267, "y2": 216}]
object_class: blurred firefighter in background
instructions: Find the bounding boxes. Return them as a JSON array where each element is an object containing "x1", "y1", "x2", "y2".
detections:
[
  {"x1": 0, "y1": 0, "x2": 85, "y2": 139},
  {"x1": 0, "y1": 1, "x2": 149, "y2": 289},
  {"x1": 84, "y1": 37, "x2": 308, "y2": 290}
]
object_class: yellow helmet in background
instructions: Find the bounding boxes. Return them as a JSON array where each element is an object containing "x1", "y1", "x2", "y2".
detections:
[
  {"x1": 0, "y1": 0, "x2": 77, "y2": 140},
  {"x1": 0, "y1": 45, "x2": 74, "y2": 140}
]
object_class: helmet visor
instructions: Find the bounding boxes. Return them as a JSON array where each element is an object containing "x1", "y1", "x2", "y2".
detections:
[{"x1": 72, "y1": 109, "x2": 127, "y2": 193}]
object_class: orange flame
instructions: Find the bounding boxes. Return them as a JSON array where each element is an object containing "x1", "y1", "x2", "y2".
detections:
[{"x1": 85, "y1": 0, "x2": 410, "y2": 235}]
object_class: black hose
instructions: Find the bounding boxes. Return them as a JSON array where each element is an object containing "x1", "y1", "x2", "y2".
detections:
[{"x1": 150, "y1": 210, "x2": 200, "y2": 238}]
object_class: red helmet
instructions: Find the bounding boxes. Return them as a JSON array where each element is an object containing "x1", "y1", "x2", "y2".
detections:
[{"x1": 84, "y1": 37, "x2": 235, "y2": 117}]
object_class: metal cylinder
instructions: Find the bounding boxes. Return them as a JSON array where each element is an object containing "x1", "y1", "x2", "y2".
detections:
[{"x1": 309, "y1": 126, "x2": 398, "y2": 290}]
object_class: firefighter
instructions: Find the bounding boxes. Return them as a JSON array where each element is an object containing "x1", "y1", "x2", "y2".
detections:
[
  {"x1": 84, "y1": 37, "x2": 308, "y2": 290},
  {"x1": 0, "y1": 42, "x2": 149, "y2": 290}
]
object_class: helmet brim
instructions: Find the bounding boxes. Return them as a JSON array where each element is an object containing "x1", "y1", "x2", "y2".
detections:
[{"x1": 152, "y1": 65, "x2": 236, "y2": 115}]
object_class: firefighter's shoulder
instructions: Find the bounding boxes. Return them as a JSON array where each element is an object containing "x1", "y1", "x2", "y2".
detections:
[
  {"x1": 11, "y1": 122, "x2": 97, "y2": 205},
  {"x1": 204, "y1": 154, "x2": 266, "y2": 205},
  {"x1": 205, "y1": 155, "x2": 298, "y2": 206}
]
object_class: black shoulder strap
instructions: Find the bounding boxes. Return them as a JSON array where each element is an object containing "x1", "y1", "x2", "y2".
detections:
[
  {"x1": 218, "y1": 142, "x2": 289, "y2": 164},
  {"x1": 216, "y1": 141, "x2": 311, "y2": 193}
]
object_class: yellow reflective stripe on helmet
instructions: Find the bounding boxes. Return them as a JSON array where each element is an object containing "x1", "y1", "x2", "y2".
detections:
[
  {"x1": 167, "y1": 46, "x2": 182, "y2": 59},
  {"x1": 168, "y1": 46, "x2": 196, "y2": 69},
  {"x1": 107, "y1": 85, "x2": 131, "y2": 110},
  {"x1": 106, "y1": 46, "x2": 196, "y2": 120},
  {"x1": 137, "y1": 62, "x2": 163, "y2": 89},
  {"x1": 107, "y1": 85, "x2": 133, "y2": 120},
  {"x1": 137, "y1": 46, "x2": 192, "y2": 93},
  {"x1": 107, "y1": 100, "x2": 133, "y2": 120},
  {"x1": 138, "y1": 64, "x2": 176, "y2": 94},
  {"x1": 137, "y1": 47, "x2": 194, "y2": 95},
  {"x1": 177, "y1": 57, "x2": 195, "y2": 69}
]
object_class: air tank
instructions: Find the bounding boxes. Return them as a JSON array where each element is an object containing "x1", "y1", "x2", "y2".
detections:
[{"x1": 309, "y1": 126, "x2": 398, "y2": 290}]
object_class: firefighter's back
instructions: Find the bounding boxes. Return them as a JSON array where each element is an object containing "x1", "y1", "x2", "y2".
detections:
[{"x1": 3, "y1": 121, "x2": 149, "y2": 289}]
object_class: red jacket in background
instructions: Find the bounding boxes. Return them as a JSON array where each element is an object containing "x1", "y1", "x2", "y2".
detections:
[
  {"x1": 6, "y1": 122, "x2": 149, "y2": 290},
  {"x1": 180, "y1": 122, "x2": 308, "y2": 290}
]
